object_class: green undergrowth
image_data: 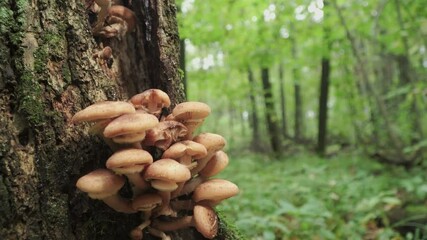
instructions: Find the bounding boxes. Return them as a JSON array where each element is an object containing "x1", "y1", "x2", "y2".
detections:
[{"x1": 217, "y1": 152, "x2": 427, "y2": 240}]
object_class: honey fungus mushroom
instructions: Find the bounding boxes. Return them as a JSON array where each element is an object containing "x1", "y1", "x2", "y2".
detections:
[
  {"x1": 171, "y1": 102, "x2": 211, "y2": 139},
  {"x1": 95, "y1": 5, "x2": 137, "y2": 38},
  {"x1": 191, "y1": 133, "x2": 227, "y2": 175},
  {"x1": 153, "y1": 204, "x2": 219, "y2": 239},
  {"x1": 71, "y1": 101, "x2": 135, "y2": 124},
  {"x1": 71, "y1": 89, "x2": 239, "y2": 239},
  {"x1": 76, "y1": 168, "x2": 136, "y2": 213},
  {"x1": 130, "y1": 89, "x2": 171, "y2": 116},
  {"x1": 105, "y1": 148, "x2": 153, "y2": 190},
  {"x1": 193, "y1": 179, "x2": 239, "y2": 207},
  {"x1": 176, "y1": 150, "x2": 230, "y2": 197},
  {"x1": 144, "y1": 159, "x2": 191, "y2": 215},
  {"x1": 103, "y1": 112, "x2": 159, "y2": 144}
]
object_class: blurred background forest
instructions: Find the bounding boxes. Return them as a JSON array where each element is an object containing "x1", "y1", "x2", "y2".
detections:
[{"x1": 176, "y1": 0, "x2": 427, "y2": 239}]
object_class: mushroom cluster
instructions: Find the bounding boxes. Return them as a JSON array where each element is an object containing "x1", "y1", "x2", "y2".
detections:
[{"x1": 73, "y1": 89, "x2": 239, "y2": 239}]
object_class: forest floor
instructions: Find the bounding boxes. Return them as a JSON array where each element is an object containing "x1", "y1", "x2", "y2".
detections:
[{"x1": 217, "y1": 152, "x2": 427, "y2": 240}]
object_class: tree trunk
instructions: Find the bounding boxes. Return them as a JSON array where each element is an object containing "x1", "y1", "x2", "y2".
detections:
[
  {"x1": 261, "y1": 68, "x2": 281, "y2": 154},
  {"x1": 290, "y1": 23, "x2": 303, "y2": 142},
  {"x1": 247, "y1": 68, "x2": 261, "y2": 151},
  {"x1": 179, "y1": 38, "x2": 187, "y2": 99},
  {"x1": 278, "y1": 62, "x2": 288, "y2": 139},
  {"x1": 317, "y1": 0, "x2": 331, "y2": 156},
  {"x1": 317, "y1": 57, "x2": 331, "y2": 156},
  {"x1": 0, "y1": 0, "x2": 240, "y2": 239}
]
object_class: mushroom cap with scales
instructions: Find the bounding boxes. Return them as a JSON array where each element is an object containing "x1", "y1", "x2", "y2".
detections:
[
  {"x1": 71, "y1": 101, "x2": 135, "y2": 124},
  {"x1": 106, "y1": 148, "x2": 153, "y2": 175}
]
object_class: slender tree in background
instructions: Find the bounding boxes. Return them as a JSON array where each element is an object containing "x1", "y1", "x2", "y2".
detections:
[
  {"x1": 261, "y1": 68, "x2": 281, "y2": 153},
  {"x1": 247, "y1": 68, "x2": 262, "y2": 151},
  {"x1": 278, "y1": 62, "x2": 288, "y2": 139},
  {"x1": 290, "y1": 23, "x2": 303, "y2": 143},
  {"x1": 179, "y1": 39, "x2": 188, "y2": 99},
  {"x1": 317, "y1": 0, "x2": 332, "y2": 156},
  {"x1": 0, "y1": 0, "x2": 238, "y2": 239}
]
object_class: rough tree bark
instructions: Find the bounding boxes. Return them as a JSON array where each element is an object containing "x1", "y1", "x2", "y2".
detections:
[
  {"x1": 261, "y1": 68, "x2": 281, "y2": 154},
  {"x1": 0, "y1": 0, "x2": 240, "y2": 239}
]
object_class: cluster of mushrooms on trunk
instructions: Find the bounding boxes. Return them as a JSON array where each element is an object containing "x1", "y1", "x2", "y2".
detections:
[{"x1": 73, "y1": 89, "x2": 239, "y2": 239}]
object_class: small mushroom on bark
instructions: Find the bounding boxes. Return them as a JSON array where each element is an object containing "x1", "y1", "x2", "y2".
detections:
[
  {"x1": 96, "y1": 5, "x2": 136, "y2": 38},
  {"x1": 76, "y1": 168, "x2": 136, "y2": 213}
]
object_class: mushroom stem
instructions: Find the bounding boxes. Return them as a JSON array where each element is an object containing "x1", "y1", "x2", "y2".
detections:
[
  {"x1": 126, "y1": 173, "x2": 150, "y2": 191},
  {"x1": 155, "y1": 191, "x2": 177, "y2": 217},
  {"x1": 170, "y1": 199, "x2": 194, "y2": 211},
  {"x1": 148, "y1": 227, "x2": 171, "y2": 240},
  {"x1": 174, "y1": 176, "x2": 204, "y2": 198},
  {"x1": 102, "y1": 194, "x2": 136, "y2": 213},
  {"x1": 130, "y1": 220, "x2": 151, "y2": 240},
  {"x1": 190, "y1": 152, "x2": 216, "y2": 176},
  {"x1": 153, "y1": 216, "x2": 193, "y2": 232}
]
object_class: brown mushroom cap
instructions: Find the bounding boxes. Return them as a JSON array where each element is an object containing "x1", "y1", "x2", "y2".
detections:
[
  {"x1": 144, "y1": 159, "x2": 191, "y2": 183},
  {"x1": 72, "y1": 101, "x2": 135, "y2": 123},
  {"x1": 192, "y1": 133, "x2": 226, "y2": 153},
  {"x1": 192, "y1": 179, "x2": 239, "y2": 203},
  {"x1": 76, "y1": 169, "x2": 125, "y2": 199},
  {"x1": 132, "y1": 193, "x2": 162, "y2": 211},
  {"x1": 107, "y1": 5, "x2": 136, "y2": 32},
  {"x1": 172, "y1": 102, "x2": 211, "y2": 121},
  {"x1": 106, "y1": 149, "x2": 153, "y2": 174},
  {"x1": 162, "y1": 140, "x2": 207, "y2": 163},
  {"x1": 130, "y1": 89, "x2": 171, "y2": 113},
  {"x1": 193, "y1": 204, "x2": 218, "y2": 239},
  {"x1": 199, "y1": 150, "x2": 229, "y2": 178},
  {"x1": 103, "y1": 112, "x2": 159, "y2": 138}
]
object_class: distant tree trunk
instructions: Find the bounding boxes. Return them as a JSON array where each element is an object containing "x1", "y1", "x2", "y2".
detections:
[
  {"x1": 261, "y1": 68, "x2": 281, "y2": 154},
  {"x1": 247, "y1": 68, "x2": 261, "y2": 151},
  {"x1": 317, "y1": 0, "x2": 331, "y2": 156},
  {"x1": 290, "y1": 25, "x2": 303, "y2": 142},
  {"x1": 317, "y1": 58, "x2": 331, "y2": 155},
  {"x1": 394, "y1": 0, "x2": 424, "y2": 140},
  {"x1": 332, "y1": 0, "x2": 411, "y2": 164},
  {"x1": 278, "y1": 62, "x2": 288, "y2": 139},
  {"x1": 0, "y1": 1, "x2": 239, "y2": 239},
  {"x1": 179, "y1": 38, "x2": 187, "y2": 99}
]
